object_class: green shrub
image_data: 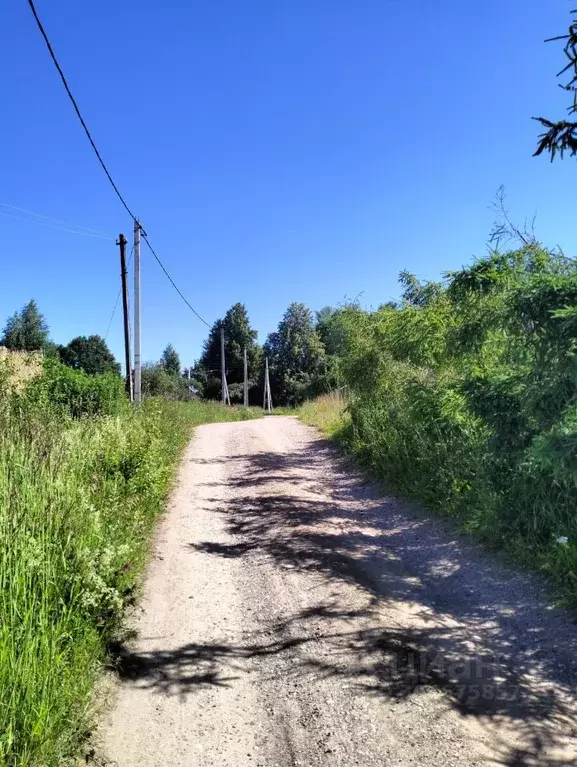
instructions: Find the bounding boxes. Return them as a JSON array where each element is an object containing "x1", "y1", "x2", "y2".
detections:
[
  {"x1": 303, "y1": 246, "x2": 577, "y2": 602},
  {"x1": 27, "y1": 359, "x2": 126, "y2": 418},
  {"x1": 299, "y1": 392, "x2": 349, "y2": 437},
  {"x1": 141, "y1": 363, "x2": 194, "y2": 401}
]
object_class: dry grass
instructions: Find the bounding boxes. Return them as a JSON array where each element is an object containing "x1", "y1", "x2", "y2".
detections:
[{"x1": 0, "y1": 348, "x2": 43, "y2": 393}]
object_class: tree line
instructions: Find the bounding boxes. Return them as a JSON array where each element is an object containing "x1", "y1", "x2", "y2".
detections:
[
  {"x1": 190, "y1": 301, "x2": 352, "y2": 406},
  {"x1": 1, "y1": 299, "x2": 119, "y2": 375},
  {"x1": 0, "y1": 297, "x2": 352, "y2": 407}
]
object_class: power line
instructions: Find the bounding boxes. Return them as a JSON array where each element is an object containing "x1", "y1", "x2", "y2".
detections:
[
  {"x1": 105, "y1": 246, "x2": 133, "y2": 340},
  {"x1": 25, "y1": 0, "x2": 211, "y2": 328},
  {"x1": 0, "y1": 208, "x2": 113, "y2": 240},
  {"x1": 104, "y1": 289, "x2": 122, "y2": 341},
  {"x1": 25, "y1": 0, "x2": 135, "y2": 221},
  {"x1": 0, "y1": 201, "x2": 112, "y2": 238},
  {"x1": 141, "y1": 234, "x2": 211, "y2": 327}
]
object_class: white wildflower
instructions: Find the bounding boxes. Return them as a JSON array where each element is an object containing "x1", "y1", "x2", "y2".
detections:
[{"x1": 556, "y1": 536, "x2": 568, "y2": 545}]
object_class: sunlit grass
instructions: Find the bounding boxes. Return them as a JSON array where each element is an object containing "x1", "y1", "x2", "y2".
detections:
[
  {"x1": 0, "y1": 396, "x2": 259, "y2": 766},
  {"x1": 298, "y1": 392, "x2": 349, "y2": 438}
]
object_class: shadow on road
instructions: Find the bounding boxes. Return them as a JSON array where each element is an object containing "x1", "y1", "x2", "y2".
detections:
[{"x1": 111, "y1": 439, "x2": 577, "y2": 766}]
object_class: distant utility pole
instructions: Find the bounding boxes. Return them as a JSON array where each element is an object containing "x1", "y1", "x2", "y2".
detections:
[
  {"x1": 221, "y1": 326, "x2": 230, "y2": 406},
  {"x1": 133, "y1": 220, "x2": 142, "y2": 405},
  {"x1": 117, "y1": 233, "x2": 133, "y2": 401},
  {"x1": 263, "y1": 356, "x2": 273, "y2": 413},
  {"x1": 243, "y1": 346, "x2": 249, "y2": 407}
]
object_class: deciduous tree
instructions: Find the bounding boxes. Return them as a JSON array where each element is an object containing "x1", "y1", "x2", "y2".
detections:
[{"x1": 58, "y1": 335, "x2": 120, "y2": 376}]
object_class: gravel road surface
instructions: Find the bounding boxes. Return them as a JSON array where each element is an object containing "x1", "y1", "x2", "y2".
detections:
[{"x1": 100, "y1": 416, "x2": 577, "y2": 766}]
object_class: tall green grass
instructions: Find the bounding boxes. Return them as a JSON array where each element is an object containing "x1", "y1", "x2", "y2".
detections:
[
  {"x1": 0, "y1": 389, "x2": 260, "y2": 766},
  {"x1": 298, "y1": 392, "x2": 349, "y2": 438}
]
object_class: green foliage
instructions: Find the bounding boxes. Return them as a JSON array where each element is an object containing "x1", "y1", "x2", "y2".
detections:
[
  {"x1": 0, "y1": 387, "x2": 260, "y2": 766},
  {"x1": 142, "y1": 344, "x2": 192, "y2": 400},
  {"x1": 28, "y1": 359, "x2": 125, "y2": 419},
  {"x1": 398, "y1": 270, "x2": 443, "y2": 307},
  {"x1": 316, "y1": 306, "x2": 345, "y2": 355},
  {"x1": 1, "y1": 299, "x2": 50, "y2": 352},
  {"x1": 316, "y1": 305, "x2": 363, "y2": 390},
  {"x1": 534, "y1": 6, "x2": 577, "y2": 159},
  {"x1": 265, "y1": 302, "x2": 328, "y2": 406},
  {"x1": 141, "y1": 362, "x2": 192, "y2": 400},
  {"x1": 298, "y1": 392, "x2": 350, "y2": 438},
  {"x1": 160, "y1": 343, "x2": 181, "y2": 376},
  {"x1": 58, "y1": 335, "x2": 120, "y2": 376},
  {"x1": 195, "y1": 303, "x2": 262, "y2": 403},
  {"x1": 306, "y1": 246, "x2": 577, "y2": 602}
]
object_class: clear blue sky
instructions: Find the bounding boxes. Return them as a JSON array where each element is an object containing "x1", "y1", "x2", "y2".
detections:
[{"x1": 0, "y1": 0, "x2": 575, "y2": 366}]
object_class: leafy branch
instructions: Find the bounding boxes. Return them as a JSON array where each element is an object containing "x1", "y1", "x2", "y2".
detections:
[{"x1": 534, "y1": 8, "x2": 577, "y2": 159}]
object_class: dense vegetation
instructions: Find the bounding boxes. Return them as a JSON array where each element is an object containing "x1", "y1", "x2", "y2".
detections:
[
  {"x1": 193, "y1": 303, "x2": 262, "y2": 403},
  {"x1": 57, "y1": 335, "x2": 120, "y2": 376},
  {"x1": 264, "y1": 303, "x2": 329, "y2": 407},
  {"x1": 1, "y1": 300, "x2": 50, "y2": 353},
  {"x1": 299, "y1": 243, "x2": 577, "y2": 601},
  {"x1": 191, "y1": 301, "x2": 335, "y2": 406}
]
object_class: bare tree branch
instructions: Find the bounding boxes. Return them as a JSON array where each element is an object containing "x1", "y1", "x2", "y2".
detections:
[{"x1": 489, "y1": 186, "x2": 538, "y2": 248}]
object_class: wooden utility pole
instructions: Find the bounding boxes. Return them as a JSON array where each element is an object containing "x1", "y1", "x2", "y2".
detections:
[
  {"x1": 243, "y1": 346, "x2": 248, "y2": 406},
  {"x1": 221, "y1": 326, "x2": 227, "y2": 405},
  {"x1": 133, "y1": 220, "x2": 142, "y2": 405},
  {"x1": 263, "y1": 356, "x2": 273, "y2": 412},
  {"x1": 117, "y1": 233, "x2": 133, "y2": 401}
]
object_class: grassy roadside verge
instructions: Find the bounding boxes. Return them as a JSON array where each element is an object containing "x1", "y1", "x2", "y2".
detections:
[
  {"x1": 0, "y1": 397, "x2": 260, "y2": 766},
  {"x1": 297, "y1": 394, "x2": 577, "y2": 607},
  {"x1": 298, "y1": 393, "x2": 349, "y2": 438}
]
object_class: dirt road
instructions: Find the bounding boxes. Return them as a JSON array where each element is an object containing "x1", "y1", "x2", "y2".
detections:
[{"x1": 100, "y1": 416, "x2": 577, "y2": 766}]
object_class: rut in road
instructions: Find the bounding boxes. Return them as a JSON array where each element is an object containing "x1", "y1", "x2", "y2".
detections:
[{"x1": 100, "y1": 416, "x2": 577, "y2": 767}]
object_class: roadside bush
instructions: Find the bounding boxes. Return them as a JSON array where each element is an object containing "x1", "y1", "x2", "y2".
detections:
[
  {"x1": 26, "y1": 359, "x2": 125, "y2": 418},
  {"x1": 348, "y1": 367, "x2": 491, "y2": 517},
  {"x1": 299, "y1": 392, "x2": 349, "y2": 437},
  {"x1": 0, "y1": 349, "x2": 43, "y2": 393},
  {"x1": 305, "y1": 245, "x2": 577, "y2": 601},
  {"x1": 141, "y1": 363, "x2": 193, "y2": 401}
]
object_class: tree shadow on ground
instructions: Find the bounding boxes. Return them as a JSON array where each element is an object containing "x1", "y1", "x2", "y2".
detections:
[
  {"x1": 108, "y1": 599, "x2": 575, "y2": 765},
  {"x1": 111, "y1": 439, "x2": 577, "y2": 766}
]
